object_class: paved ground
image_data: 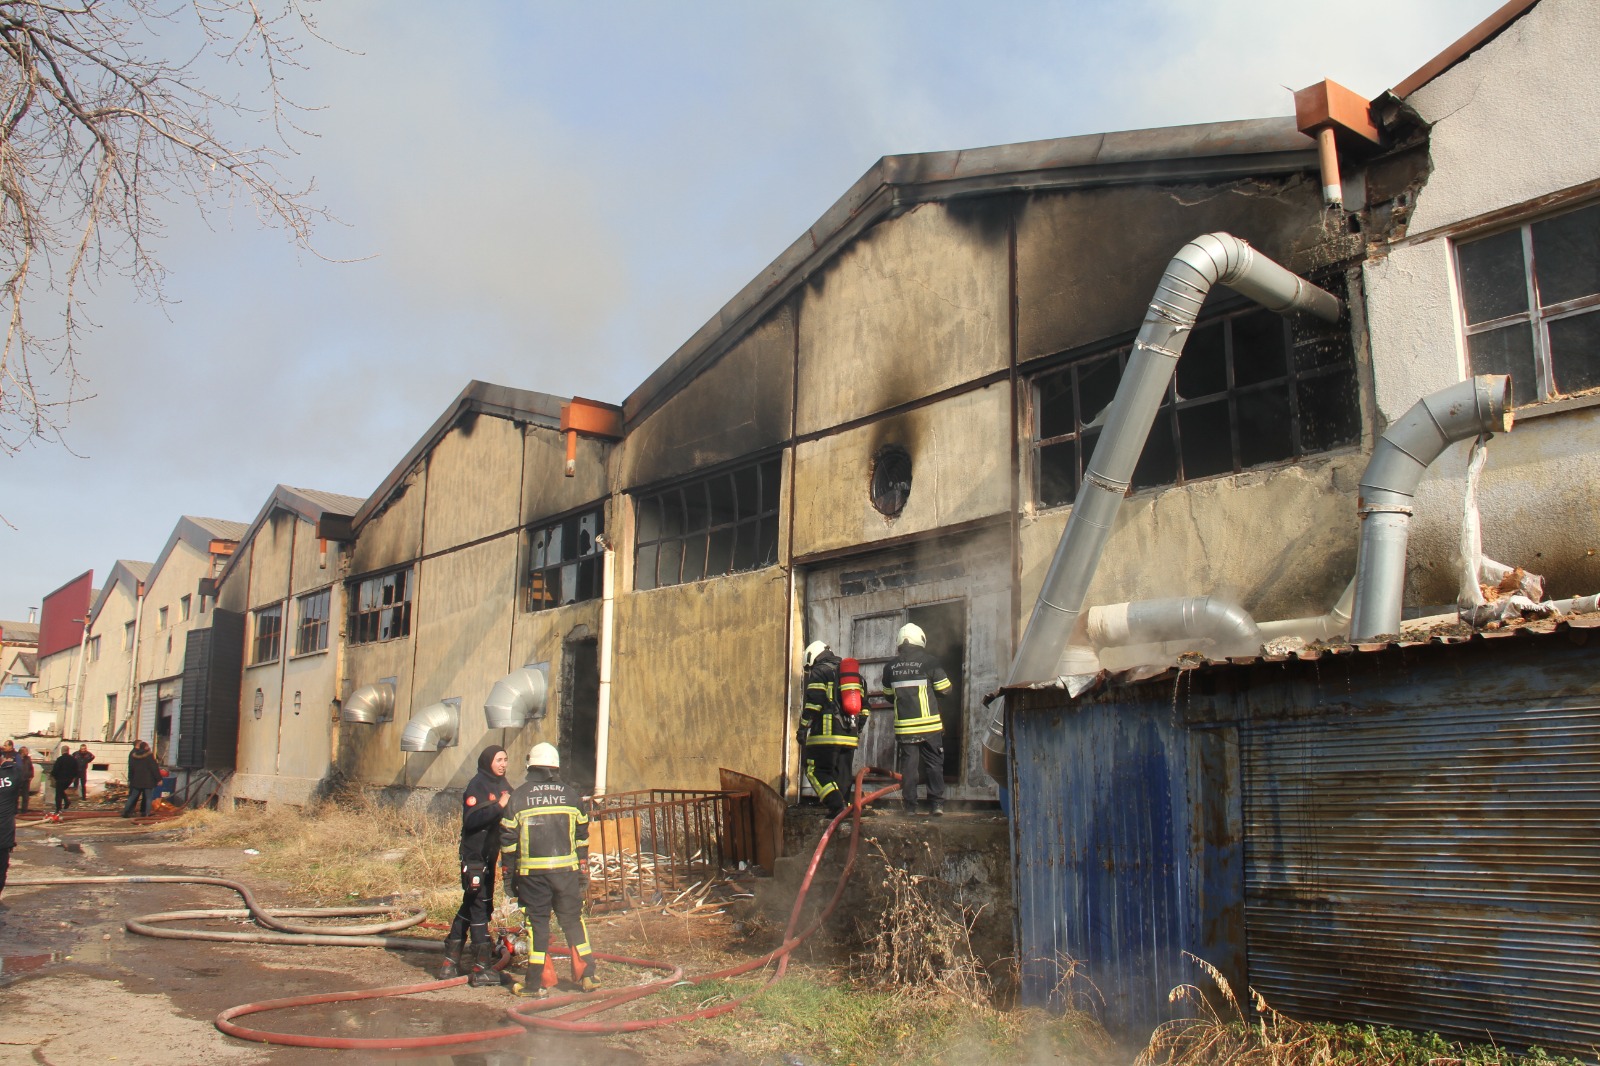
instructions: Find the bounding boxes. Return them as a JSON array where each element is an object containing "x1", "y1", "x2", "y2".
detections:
[{"x1": 0, "y1": 818, "x2": 667, "y2": 1066}]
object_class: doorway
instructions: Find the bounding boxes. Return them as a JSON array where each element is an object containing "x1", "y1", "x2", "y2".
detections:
[
  {"x1": 561, "y1": 637, "x2": 600, "y2": 795},
  {"x1": 907, "y1": 600, "x2": 966, "y2": 780}
]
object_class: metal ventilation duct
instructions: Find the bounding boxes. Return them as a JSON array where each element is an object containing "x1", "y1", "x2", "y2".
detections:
[
  {"x1": 401, "y1": 698, "x2": 460, "y2": 752},
  {"x1": 484, "y1": 663, "x2": 549, "y2": 730},
  {"x1": 340, "y1": 677, "x2": 396, "y2": 724}
]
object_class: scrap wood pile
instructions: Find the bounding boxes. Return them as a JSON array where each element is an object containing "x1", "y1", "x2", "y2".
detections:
[{"x1": 587, "y1": 846, "x2": 761, "y2": 917}]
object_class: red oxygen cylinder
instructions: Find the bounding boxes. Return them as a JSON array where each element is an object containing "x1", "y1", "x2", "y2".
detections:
[{"x1": 839, "y1": 657, "x2": 863, "y2": 715}]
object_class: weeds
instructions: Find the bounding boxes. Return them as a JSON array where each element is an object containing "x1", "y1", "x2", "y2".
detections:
[
  {"x1": 1137, "y1": 952, "x2": 1592, "y2": 1066},
  {"x1": 853, "y1": 839, "x2": 992, "y2": 1005}
]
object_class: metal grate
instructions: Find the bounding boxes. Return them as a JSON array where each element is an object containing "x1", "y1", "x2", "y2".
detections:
[{"x1": 587, "y1": 789, "x2": 757, "y2": 912}]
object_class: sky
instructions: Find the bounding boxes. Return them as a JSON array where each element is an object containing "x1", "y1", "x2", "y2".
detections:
[{"x1": 1, "y1": 0, "x2": 1509, "y2": 617}]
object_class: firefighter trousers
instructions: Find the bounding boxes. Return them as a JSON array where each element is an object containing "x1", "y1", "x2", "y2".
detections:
[
  {"x1": 516, "y1": 868, "x2": 594, "y2": 975},
  {"x1": 804, "y1": 744, "x2": 854, "y2": 814},
  {"x1": 896, "y1": 735, "x2": 945, "y2": 811}
]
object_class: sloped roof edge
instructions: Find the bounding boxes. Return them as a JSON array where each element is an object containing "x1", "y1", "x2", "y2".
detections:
[
  {"x1": 216, "y1": 485, "x2": 367, "y2": 588},
  {"x1": 623, "y1": 116, "x2": 1318, "y2": 427},
  {"x1": 349, "y1": 380, "x2": 571, "y2": 535},
  {"x1": 146, "y1": 516, "x2": 246, "y2": 594},
  {"x1": 1390, "y1": 0, "x2": 1541, "y2": 99},
  {"x1": 87, "y1": 560, "x2": 154, "y2": 628}
]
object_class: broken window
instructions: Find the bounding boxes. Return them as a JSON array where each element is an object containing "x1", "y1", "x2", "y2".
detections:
[
  {"x1": 346, "y1": 568, "x2": 412, "y2": 646},
  {"x1": 1031, "y1": 295, "x2": 1359, "y2": 507},
  {"x1": 251, "y1": 603, "x2": 283, "y2": 665},
  {"x1": 1457, "y1": 200, "x2": 1600, "y2": 406},
  {"x1": 526, "y1": 503, "x2": 606, "y2": 612},
  {"x1": 294, "y1": 587, "x2": 330, "y2": 656},
  {"x1": 633, "y1": 455, "x2": 782, "y2": 592},
  {"x1": 870, "y1": 445, "x2": 913, "y2": 517}
]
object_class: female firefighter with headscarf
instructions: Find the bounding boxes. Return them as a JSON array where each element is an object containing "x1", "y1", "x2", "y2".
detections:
[{"x1": 438, "y1": 744, "x2": 511, "y2": 985}]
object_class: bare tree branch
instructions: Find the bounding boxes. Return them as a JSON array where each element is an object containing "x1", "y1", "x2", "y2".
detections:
[{"x1": 0, "y1": 0, "x2": 337, "y2": 455}]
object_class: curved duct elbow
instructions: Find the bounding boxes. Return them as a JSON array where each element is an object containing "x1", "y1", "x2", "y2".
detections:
[
  {"x1": 484, "y1": 663, "x2": 549, "y2": 730},
  {"x1": 1349, "y1": 375, "x2": 1513, "y2": 640},
  {"x1": 340, "y1": 678, "x2": 396, "y2": 724},
  {"x1": 1087, "y1": 595, "x2": 1261, "y2": 660},
  {"x1": 401, "y1": 698, "x2": 460, "y2": 752}
]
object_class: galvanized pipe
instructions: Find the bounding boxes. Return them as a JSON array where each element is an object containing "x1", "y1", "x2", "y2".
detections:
[
  {"x1": 483, "y1": 664, "x2": 547, "y2": 730},
  {"x1": 1006, "y1": 233, "x2": 1342, "y2": 689},
  {"x1": 1348, "y1": 375, "x2": 1513, "y2": 641},
  {"x1": 400, "y1": 698, "x2": 459, "y2": 752},
  {"x1": 340, "y1": 679, "x2": 395, "y2": 725},
  {"x1": 1086, "y1": 595, "x2": 1261, "y2": 659}
]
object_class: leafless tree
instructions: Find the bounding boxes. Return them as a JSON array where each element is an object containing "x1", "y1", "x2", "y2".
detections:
[{"x1": 0, "y1": 0, "x2": 334, "y2": 456}]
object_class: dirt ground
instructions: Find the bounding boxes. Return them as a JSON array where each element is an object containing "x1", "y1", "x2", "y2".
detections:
[{"x1": 0, "y1": 816, "x2": 798, "y2": 1066}]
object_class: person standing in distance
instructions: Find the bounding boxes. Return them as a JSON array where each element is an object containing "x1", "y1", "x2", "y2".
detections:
[
  {"x1": 439, "y1": 744, "x2": 512, "y2": 985},
  {"x1": 499, "y1": 743, "x2": 599, "y2": 997},
  {"x1": 880, "y1": 623, "x2": 953, "y2": 816},
  {"x1": 0, "y1": 746, "x2": 22, "y2": 899},
  {"x1": 122, "y1": 740, "x2": 160, "y2": 818}
]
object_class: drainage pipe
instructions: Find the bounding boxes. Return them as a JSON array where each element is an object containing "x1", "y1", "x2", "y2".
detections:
[
  {"x1": 1006, "y1": 233, "x2": 1340, "y2": 693},
  {"x1": 594, "y1": 536, "x2": 616, "y2": 797},
  {"x1": 1347, "y1": 375, "x2": 1513, "y2": 641}
]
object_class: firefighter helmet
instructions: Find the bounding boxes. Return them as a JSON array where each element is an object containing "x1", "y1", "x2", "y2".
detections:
[
  {"x1": 803, "y1": 640, "x2": 828, "y2": 669},
  {"x1": 897, "y1": 623, "x2": 926, "y2": 648},
  {"x1": 526, "y1": 742, "x2": 560, "y2": 768}
]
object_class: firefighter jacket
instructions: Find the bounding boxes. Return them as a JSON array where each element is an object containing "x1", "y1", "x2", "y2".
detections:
[
  {"x1": 880, "y1": 645, "x2": 952, "y2": 737},
  {"x1": 802, "y1": 650, "x2": 866, "y2": 748},
  {"x1": 499, "y1": 769, "x2": 590, "y2": 875},
  {"x1": 0, "y1": 754, "x2": 20, "y2": 850},
  {"x1": 459, "y1": 757, "x2": 511, "y2": 864}
]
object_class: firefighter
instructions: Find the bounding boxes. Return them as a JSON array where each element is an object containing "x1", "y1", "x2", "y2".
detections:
[
  {"x1": 439, "y1": 744, "x2": 512, "y2": 984},
  {"x1": 499, "y1": 743, "x2": 599, "y2": 997},
  {"x1": 798, "y1": 640, "x2": 866, "y2": 816},
  {"x1": 880, "y1": 623, "x2": 953, "y2": 816}
]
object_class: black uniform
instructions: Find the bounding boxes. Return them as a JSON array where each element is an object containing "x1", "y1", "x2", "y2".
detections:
[
  {"x1": 0, "y1": 750, "x2": 22, "y2": 895},
  {"x1": 449, "y1": 746, "x2": 511, "y2": 948},
  {"x1": 880, "y1": 643, "x2": 953, "y2": 813},
  {"x1": 499, "y1": 766, "x2": 595, "y2": 985},
  {"x1": 800, "y1": 649, "x2": 866, "y2": 814}
]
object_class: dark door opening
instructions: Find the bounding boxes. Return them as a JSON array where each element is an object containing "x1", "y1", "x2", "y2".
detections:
[
  {"x1": 907, "y1": 601, "x2": 965, "y2": 782},
  {"x1": 560, "y1": 638, "x2": 600, "y2": 796},
  {"x1": 155, "y1": 697, "x2": 175, "y2": 766}
]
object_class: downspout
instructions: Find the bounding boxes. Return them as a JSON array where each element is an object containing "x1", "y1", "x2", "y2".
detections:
[
  {"x1": 1347, "y1": 375, "x2": 1512, "y2": 640},
  {"x1": 1006, "y1": 233, "x2": 1341, "y2": 688},
  {"x1": 121, "y1": 582, "x2": 146, "y2": 742},
  {"x1": 593, "y1": 535, "x2": 616, "y2": 797}
]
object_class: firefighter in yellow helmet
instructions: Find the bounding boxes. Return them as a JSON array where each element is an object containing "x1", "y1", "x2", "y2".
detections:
[
  {"x1": 879, "y1": 623, "x2": 953, "y2": 815},
  {"x1": 500, "y1": 743, "x2": 599, "y2": 996},
  {"x1": 798, "y1": 640, "x2": 866, "y2": 816}
]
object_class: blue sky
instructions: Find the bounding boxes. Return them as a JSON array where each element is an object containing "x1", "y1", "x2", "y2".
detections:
[{"x1": 2, "y1": 0, "x2": 1506, "y2": 615}]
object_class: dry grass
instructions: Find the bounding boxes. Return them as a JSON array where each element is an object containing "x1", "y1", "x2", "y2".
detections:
[
  {"x1": 853, "y1": 839, "x2": 994, "y2": 1006},
  {"x1": 173, "y1": 792, "x2": 463, "y2": 922}
]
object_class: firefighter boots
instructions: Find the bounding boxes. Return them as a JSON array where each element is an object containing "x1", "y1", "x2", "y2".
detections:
[
  {"x1": 467, "y1": 940, "x2": 501, "y2": 987},
  {"x1": 436, "y1": 937, "x2": 465, "y2": 980}
]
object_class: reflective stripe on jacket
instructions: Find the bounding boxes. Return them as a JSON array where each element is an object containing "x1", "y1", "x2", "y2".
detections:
[
  {"x1": 802, "y1": 652, "x2": 866, "y2": 748},
  {"x1": 880, "y1": 646, "x2": 952, "y2": 736},
  {"x1": 499, "y1": 776, "x2": 590, "y2": 874}
]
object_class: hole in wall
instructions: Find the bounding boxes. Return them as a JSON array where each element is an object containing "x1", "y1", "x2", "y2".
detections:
[{"x1": 870, "y1": 445, "x2": 913, "y2": 517}]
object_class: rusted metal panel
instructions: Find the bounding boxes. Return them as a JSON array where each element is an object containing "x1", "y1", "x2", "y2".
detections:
[
  {"x1": 588, "y1": 788, "x2": 757, "y2": 912},
  {"x1": 1242, "y1": 695, "x2": 1600, "y2": 1051}
]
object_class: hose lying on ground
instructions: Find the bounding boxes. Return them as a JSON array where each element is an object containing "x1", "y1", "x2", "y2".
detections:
[{"x1": 12, "y1": 767, "x2": 898, "y2": 1052}]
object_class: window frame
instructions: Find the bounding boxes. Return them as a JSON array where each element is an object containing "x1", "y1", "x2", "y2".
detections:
[
  {"x1": 157, "y1": 605, "x2": 168, "y2": 630},
  {"x1": 124, "y1": 620, "x2": 135, "y2": 651},
  {"x1": 1455, "y1": 200, "x2": 1600, "y2": 407},
  {"x1": 294, "y1": 587, "x2": 332, "y2": 657},
  {"x1": 525, "y1": 503, "x2": 607, "y2": 612},
  {"x1": 632, "y1": 455, "x2": 783, "y2": 592},
  {"x1": 346, "y1": 567, "x2": 414, "y2": 647},
  {"x1": 250, "y1": 603, "x2": 283, "y2": 666},
  {"x1": 1027, "y1": 297, "x2": 1359, "y2": 509}
]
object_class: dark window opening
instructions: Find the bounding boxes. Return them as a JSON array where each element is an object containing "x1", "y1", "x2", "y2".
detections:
[
  {"x1": 527, "y1": 505, "x2": 605, "y2": 611},
  {"x1": 633, "y1": 456, "x2": 782, "y2": 591},
  {"x1": 347, "y1": 568, "x2": 412, "y2": 646},
  {"x1": 1031, "y1": 291, "x2": 1358, "y2": 507},
  {"x1": 251, "y1": 604, "x2": 282, "y2": 665},
  {"x1": 294, "y1": 588, "x2": 330, "y2": 656},
  {"x1": 1458, "y1": 200, "x2": 1600, "y2": 406},
  {"x1": 870, "y1": 445, "x2": 913, "y2": 517}
]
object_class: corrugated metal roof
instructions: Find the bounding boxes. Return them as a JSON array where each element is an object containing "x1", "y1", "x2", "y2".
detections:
[
  {"x1": 0, "y1": 621, "x2": 40, "y2": 643},
  {"x1": 215, "y1": 483, "x2": 370, "y2": 588},
  {"x1": 284, "y1": 486, "x2": 364, "y2": 516},
  {"x1": 1009, "y1": 609, "x2": 1600, "y2": 703},
  {"x1": 185, "y1": 515, "x2": 248, "y2": 542}
]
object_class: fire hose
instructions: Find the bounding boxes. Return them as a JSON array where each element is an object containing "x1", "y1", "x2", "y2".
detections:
[{"x1": 12, "y1": 767, "x2": 900, "y2": 1052}]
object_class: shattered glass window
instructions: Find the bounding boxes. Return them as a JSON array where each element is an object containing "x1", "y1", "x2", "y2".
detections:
[
  {"x1": 346, "y1": 567, "x2": 413, "y2": 646},
  {"x1": 633, "y1": 455, "x2": 782, "y2": 591},
  {"x1": 1458, "y1": 201, "x2": 1600, "y2": 405},
  {"x1": 1030, "y1": 288, "x2": 1358, "y2": 508},
  {"x1": 525, "y1": 503, "x2": 607, "y2": 612}
]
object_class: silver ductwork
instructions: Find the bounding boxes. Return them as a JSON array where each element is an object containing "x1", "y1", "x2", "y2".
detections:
[
  {"x1": 340, "y1": 678, "x2": 396, "y2": 724},
  {"x1": 1087, "y1": 595, "x2": 1262, "y2": 671},
  {"x1": 484, "y1": 663, "x2": 549, "y2": 730},
  {"x1": 401, "y1": 698, "x2": 460, "y2": 752},
  {"x1": 1005, "y1": 234, "x2": 1342, "y2": 691},
  {"x1": 1256, "y1": 579, "x2": 1355, "y2": 645},
  {"x1": 1348, "y1": 375, "x2": 1513, "y2": 641}
]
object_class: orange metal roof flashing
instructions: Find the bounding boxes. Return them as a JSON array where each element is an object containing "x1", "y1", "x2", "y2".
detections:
[
  {"x1": 1293, "y1": 79, "x2": 1380, "y2": 147},
  {"x1": 559, "y1": 397, "x2": 623, "y2": 477}
]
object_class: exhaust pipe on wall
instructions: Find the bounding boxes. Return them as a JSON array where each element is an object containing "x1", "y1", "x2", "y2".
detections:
[
  {"x1": 483, "y1": 663, "x2": 549, "y2": 730},
  {"x1": 401, "y1": 698, "x2": 460, "y2": 752},
  {"x1": 340, "y1": 678, "x2": 396, "y2": 724},
  {"x1": 985, "y1": 234, "x2": 1342, "y2": 772},
  {"x1": 1348, "y1": 375, "x2": 1512, "y2": 641}
]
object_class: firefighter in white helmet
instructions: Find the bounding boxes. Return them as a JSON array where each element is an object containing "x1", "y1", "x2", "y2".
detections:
[
  {"x1": 879, "y1": 622, "x2": 953, "y2": 816},
  {"x1": 499, "y1": 742, "x2": 599, "y2": 996},
  {"x1": 798, "y1": 640, "x2": 866, "y2": 816}
]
